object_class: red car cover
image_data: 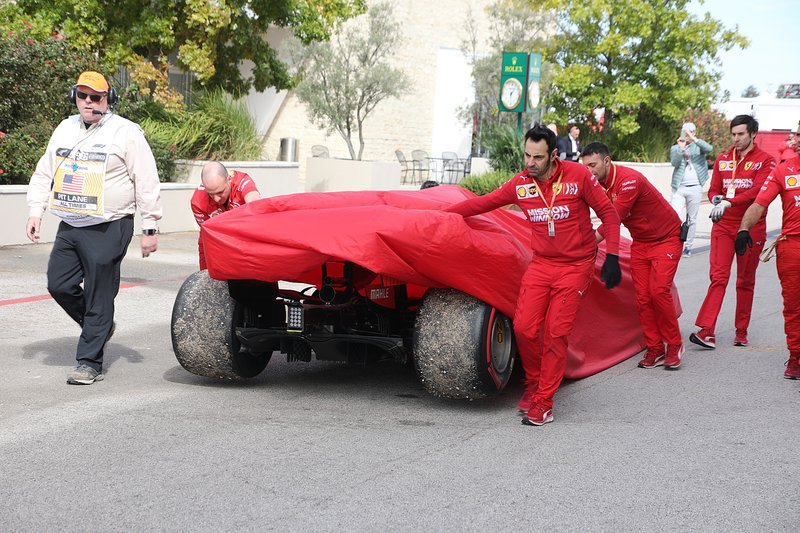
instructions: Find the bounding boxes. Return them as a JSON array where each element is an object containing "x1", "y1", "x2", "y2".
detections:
[{"x1": 202, "y1": 185, "x2": 664, "y2": 379}]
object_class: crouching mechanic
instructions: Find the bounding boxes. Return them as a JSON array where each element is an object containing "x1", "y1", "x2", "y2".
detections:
[
  {"x1": 582, "y1": 142, "x2": 685, "y2": 369},
  {"x1": 735, "y1": 135, "x2": 800, "y2": 378},
  {"x1": 191, "y1": 161, "x2": 261, "y2": 269},
  {"x1": 445, "y1": 124, "x2": 622, "y2": 426},
  {"x1": 25, "y1": 70, "x2": 162, "y2": 385}
]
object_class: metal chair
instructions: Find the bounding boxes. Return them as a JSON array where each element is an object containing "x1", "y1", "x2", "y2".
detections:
[
  {"x1": 395, "y1": 150, "x2": 413, "y2": 184},
  {"x1": 411, "y1": 149, "x2": 430, "y2": 182},
  {"x1": 441, "y1": 151, "x2": 466, "y2": 184},
  {"x1": 311, "y1": 145, "x2": 330, "y2": 158}
]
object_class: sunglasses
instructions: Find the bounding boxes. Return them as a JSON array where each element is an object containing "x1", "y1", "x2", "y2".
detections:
[{"x1": 76, "y1": 90, "x2": 105, "y2": 103}]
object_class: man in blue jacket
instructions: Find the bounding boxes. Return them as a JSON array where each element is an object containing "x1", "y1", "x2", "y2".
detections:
[{"x1": 669, "y1": 122, "x2": 713, "y2": 256}]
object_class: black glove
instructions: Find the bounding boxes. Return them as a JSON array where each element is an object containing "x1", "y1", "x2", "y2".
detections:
[
  {"x1": 600, "y1": 253, "x2": 621, "y2": 289},
  {"x1": 735, "y1": 230, "x2": 752, "y2": 256}
]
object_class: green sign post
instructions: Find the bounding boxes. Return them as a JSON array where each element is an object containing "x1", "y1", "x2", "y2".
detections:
[{"x1": 499, "y1": 52, "x2": 542, "y2": 136}]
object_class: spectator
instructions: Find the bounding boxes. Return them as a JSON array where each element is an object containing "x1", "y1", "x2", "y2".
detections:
[
  {"x1": 445, "y1": 124, "x2": 621, "y2": 426},
  {"x1": 669, "y1": 122, "x2": 713, "y2": 257},
  {"x1": 582, "y1": 142, "x2": 685, "y2": 369},
  {"x1": 191, "y1": 161, "x2": 261, "y2": 270},
  {"x1": 557, "y1": 125, "x2": 581, "y2": 162},
  {"x1": 25, "y1": 70, "x2": 162, "y2": 385},
  {"x1": 689, "y1": 115, "x2": 776, "y2": 350}
]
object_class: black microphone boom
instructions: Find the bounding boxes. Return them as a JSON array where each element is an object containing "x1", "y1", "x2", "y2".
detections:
[{"x1": 92, "y1": 110, "x2": 108, "y2": 115}]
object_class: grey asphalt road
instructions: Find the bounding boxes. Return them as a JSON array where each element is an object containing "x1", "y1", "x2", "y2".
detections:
[{"x1": 1, "y1": 231, "x2": 798, "y2": 532}]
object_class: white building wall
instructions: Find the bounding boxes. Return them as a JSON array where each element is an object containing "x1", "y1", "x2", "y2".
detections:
[
  {"x1": 251, "y1": 0, "x2": 494, "y2": 182},
  {"x1": 716, "y1": 97, "x2": 800, "y2": 132}
]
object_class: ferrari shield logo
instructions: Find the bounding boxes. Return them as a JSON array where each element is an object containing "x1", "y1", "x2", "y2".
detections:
[{"x1": 552, "y1": 183, "x2": 562, "y2": 194}]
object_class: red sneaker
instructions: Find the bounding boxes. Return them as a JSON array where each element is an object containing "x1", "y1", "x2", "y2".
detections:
[
  {"x1": 516, "y1": 385, "x2": 537, "y2": 414},
  {"x1": 664, "y1": 344, "x2": 684, "y2": 370},
  {"x1": 522, "y1": 403, "x2": 553, "y2": 426},
  {"x1": 784, "y1": 355, "x2": 800, "y2": 380},
  {"x1": 638, "y1": 347, "x2": 666, "y2": 369},
  {"x1": 734, "y1": 330, "x2": 749, "y2": 347},
  {"x1": 689, "y1": 328, "x2": 716, "y2": 349}
]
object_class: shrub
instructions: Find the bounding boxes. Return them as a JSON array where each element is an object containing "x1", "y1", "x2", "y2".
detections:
[
  {"x1": 480, "y1": 124, "x2": 524, "y2": 173},
  {"x1": 173, "y1": 90, "x2": 262, "y2": 161},
  {"x1": 0, "y1": 23, "x2": 98, "y2": 133},
  {"x1": 460, "y1": 169, "x2": 510, "y2": 196},
  {"x1": 0, "y1": 120, "x2": 52, "y2": 184}
]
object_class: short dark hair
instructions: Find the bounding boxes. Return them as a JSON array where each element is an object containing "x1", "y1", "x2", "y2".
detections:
[
  {"x1": 730, "y1": 114, "x2": 759, "y2": 135},
  {"x1": 524, "y1": 123, "x2": 557, "y2": 153},
  {"x1": 581, "y1": 141, "x2": 611, "y2": 159},
  {"x1": 420, "y1": 180, "x2": 440, "y2": 189}
]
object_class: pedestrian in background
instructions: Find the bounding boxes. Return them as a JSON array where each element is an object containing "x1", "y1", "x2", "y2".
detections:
[
  {"x1": 557, "y1": 125, "x2": 581, "y2": 162},
  {"x1": 669, "y1": 122, "x2": 713, "y2": 257},
  {"x1": 25, "y1": 70, "x2": 162, "y2": 385}
]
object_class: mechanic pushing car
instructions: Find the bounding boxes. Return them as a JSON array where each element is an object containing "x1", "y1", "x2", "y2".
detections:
[
  {"x1": 445, "y1": 124, "x2": 622, "y2": 426},
  {"x1": 582, "y1": 142, "x2": 685, "y2": 370},
  {"x1": 191, "y1": 161, "x2": 261, "y2": 270}
]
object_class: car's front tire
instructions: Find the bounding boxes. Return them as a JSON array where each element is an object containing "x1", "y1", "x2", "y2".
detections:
[
  {"x1": 171, "y1": 270, "x2": 271, "y2": 379},
  {"x1": 413, "y1": 289, "x2": 515, "y2": 399}
]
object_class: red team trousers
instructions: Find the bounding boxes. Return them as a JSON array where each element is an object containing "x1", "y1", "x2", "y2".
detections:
[
  {"x1": 777, "y1": 236, "x2": 800, "y2": 353},
  {"x1": 630, "y1": 236, "x2": 683, "y2": 348},
  {"x1": 513, "y1": 256, "x2": 595, "y2": 410},
  {"x1": 696, "y1": 219, "x2": 766, "y2": 333}
]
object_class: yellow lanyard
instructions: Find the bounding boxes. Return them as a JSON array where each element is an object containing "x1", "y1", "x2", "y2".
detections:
[
  {"x1": 726, "y1": 150, "x2": 739, "y2": 199},
  {"x1": 531, "y1": 170, "x2": 564, "y2": 237},
  {"x1": 603, "y1": 164, "x2": 617, "y2": 199}
]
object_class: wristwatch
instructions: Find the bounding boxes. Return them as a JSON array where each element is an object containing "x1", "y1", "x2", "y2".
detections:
[{"x1": 142, "y1": 228, "x2": 158, "y2": 236}]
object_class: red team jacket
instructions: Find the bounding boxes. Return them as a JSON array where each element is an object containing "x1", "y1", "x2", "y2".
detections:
[
  {"x1": 709, "y1": 145, "x2": 776, "y2": 227},
  {"x1": 191, "y1": 170, "x2": 258, "y2": 224},
  {"x1": 447, "y1": 159, "x2": 620, "y2": 263},
  {"x1": 756, "y1": 155, "x2": 800, "y2": 235},
  {"x1": 597, "y1": 164, "x2": 681, "y2": 242}
]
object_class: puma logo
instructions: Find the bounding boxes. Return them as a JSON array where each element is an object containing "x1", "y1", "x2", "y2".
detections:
[{"x1": 666, "y1": 253, "x2": 674, "y2": 260}]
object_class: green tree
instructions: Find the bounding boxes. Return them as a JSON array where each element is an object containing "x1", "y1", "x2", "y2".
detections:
[
  {"x1": 542, "y1": 0, "x2": 747, "y2": 135},
  {"x1": 11, "y1": 0, "x2": 365, "y2": 101},
  {"x1": 741, "y1": 85, "x2": 760, "y2": 98},
  {"x1": 292, "y1": 2, "x2": 409, "y2": 160},
  {"x1": 460, "y1": 0, "x2": 555, "y2": 154}
]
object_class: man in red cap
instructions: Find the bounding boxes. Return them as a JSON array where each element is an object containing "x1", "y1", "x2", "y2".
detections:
[
  {"x1": 582, "y1": 142, "x2": 685, "y2": 370},
  {"x1": 191, "y1": 161, "x2": 261, "y2": 269},
  {"x1": 25, "y1": 70, "x2": 162, "y2": 385},
  {"x1": 446, "y1": 124, "x2": 622, "y2": 426},
  {"x1": 690, "y1": 115, "x2": 776, "y2": 350},
  {"x1": 735, "y1": 126, "x2": 800, "y2": 378}
]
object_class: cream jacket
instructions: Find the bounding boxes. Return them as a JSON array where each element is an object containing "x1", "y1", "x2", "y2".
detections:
[{"x1": 27, "y1": 113, "x2": 162, "y2": 229}]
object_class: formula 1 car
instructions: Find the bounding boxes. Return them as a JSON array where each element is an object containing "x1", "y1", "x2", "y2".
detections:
[{"x1": 171, "y1": 185, "x2": 649, "y2": 399}]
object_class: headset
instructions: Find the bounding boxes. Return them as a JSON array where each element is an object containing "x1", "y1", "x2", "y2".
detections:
[{"x1": 67, "y1": 76, "x2": 119, "y2": 107}]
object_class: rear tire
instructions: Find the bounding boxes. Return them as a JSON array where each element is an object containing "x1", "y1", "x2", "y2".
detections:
[
  {"x1": 414, "y1": 289, "x2": 515, "y2": 399},
  {"x1": 171, "y1": 270, "x2": 271, "y2": 379}
]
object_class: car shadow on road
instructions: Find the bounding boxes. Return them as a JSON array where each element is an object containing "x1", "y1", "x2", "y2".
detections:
[
  {"x1": 161, "y1": 356, "x2": 528, "y2": 414},
  {"x1": 21, "y1": 337, "x2": 144, "y2": 370}
]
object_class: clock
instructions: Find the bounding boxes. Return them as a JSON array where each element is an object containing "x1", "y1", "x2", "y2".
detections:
[
  {"x1": 500, "y1": 78, "x2": 523, "y2": 110},
  {"x1": 527, "y1": 80, "x2": 540, "y2": 111}
]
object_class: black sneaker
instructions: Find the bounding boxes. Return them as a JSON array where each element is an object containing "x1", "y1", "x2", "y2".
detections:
[{"x1": 67, "y1": 364, "x2": 104, "y2": 385}]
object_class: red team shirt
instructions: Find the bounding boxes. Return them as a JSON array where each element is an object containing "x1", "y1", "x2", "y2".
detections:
[
  {"x1": 755, "y1": 155, "x2": 800, "y2": 235},
  {"x1": 191, "y1": 170, "x2": 258, "y2": 224},
  {"x1": 191, "y1": 170, "x2": 258, "y2": 270},
  {"x1": 447, "y1": 159, "x2": 620, "y2": 262},
  {"x1": 597, "y1": 164, "x2": 681, "y2": 242},
  {"x1": 708, "y1": 145, "x2": 776, "y2": 226}
]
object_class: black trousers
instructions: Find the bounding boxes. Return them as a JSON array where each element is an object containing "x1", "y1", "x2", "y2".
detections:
[{"x1": 47, "y1": 217, "x2": 133, "y2": 371}]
